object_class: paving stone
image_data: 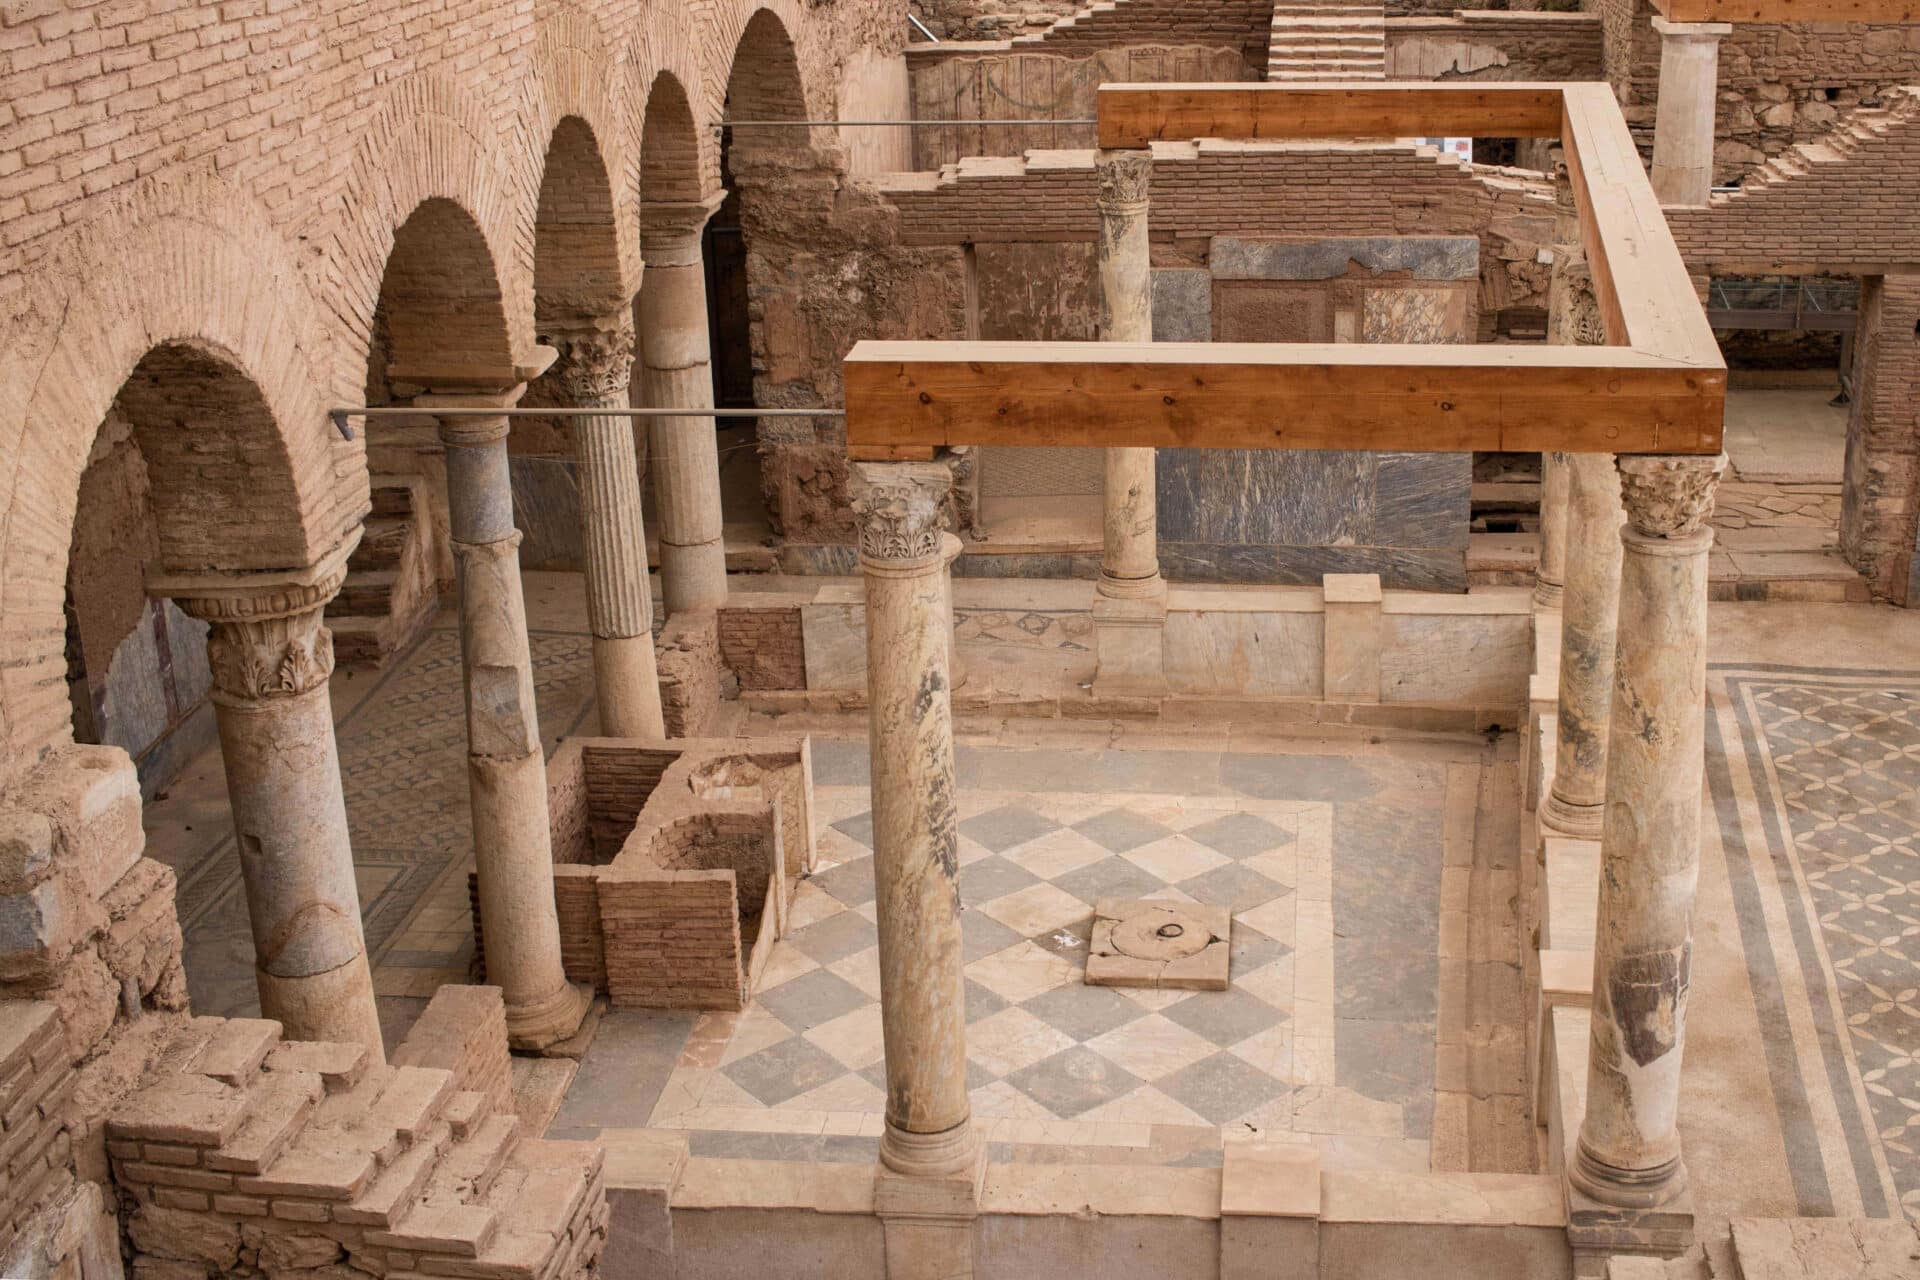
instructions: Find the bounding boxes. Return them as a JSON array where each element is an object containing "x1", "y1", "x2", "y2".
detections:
[
  {"x1": 1073, "y1": 809, "x2": 1175, "y2": 854},
  {"x1": 1162, "y1": 989, "x2": 1288, "y2": 1047},
  {"x1": 1049, "y1": 855, "x2": 1166, "y2": 906},
  {"x1": 753, "y1": 969, "x2": 869, "y2": 1034},
  {"x1": 960, "y1": 909, "x2": 1024, "y2": 964},
  {"x1": 1175, "y1": 863, "x2": 1289, "y2": 913},
  {"x1": 721, "y1": 1036, "x2": 847, "y2": 1107},
  {"x1": 807, "y1": 855, "x2": 875, "y2": 908},
  {"x1": 1006, "y1": 1047, "x2": 1142, "y2": 1119},
  {"x1": 1157, "y1": 1051, "x2": 1289, "y2": 1125},
  {"x1": 1182, "y1": 812, "x2": 1294, "y2": 859},
  {"x1": 1018, "y1": 983, "x2": 1147, "y2": 1043},
  {"x1": 959, "y1": 806, "x2": 1062, "y2": 852},
  {"x1": 830, "y1": 812, "x2": 874, "y2": 849},
  {"x1": 786, "y1": 911, "x2": 878, "y2": 965},
  {"x1": 958, "y1": 854, "x2": 1041, "y2": 903}
]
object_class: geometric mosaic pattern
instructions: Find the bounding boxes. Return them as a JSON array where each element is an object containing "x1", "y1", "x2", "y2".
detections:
[
  {"x1": 647, "y1": 784, "x2": 1360, "y2": 1155},
  {"x1": 1747, "y1": 676, "x2": 1920, "y2": 1219}
]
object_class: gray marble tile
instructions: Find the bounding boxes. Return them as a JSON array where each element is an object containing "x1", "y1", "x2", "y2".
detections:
[
  {"x1": 809, "y1": 854, "x2": 875, "y2": 908},
  {"x1": 830, "y1": 811, "x2": 875, "y2": 848},
  {"x1": 1159, "y1": 451, "x2": 1375, "y2": 546},
  {"x1": 1050, "y1": 855, "x2": 1168, "y2": 906},
  {"x1": 965, "y1": 979, "x2": 1010, "y2": 1024},
  {"x1": 961, "y1": 854, "x2": 1044, "y2": 901},
  {"x1": 1183, "y1": 813, "x2": 1293, "y2": 860},
  {"x1": 1008, "y1": 1047, "x2": 1142, "y2": 1118},
  {"x1": 1228, "y1": 926, "x2": 1291, "y2": 978},
  {"x1": 961, "y1": 909, "x2": 1025, "y2": 963},
  {"x1": 1157, "y1": 1051, "x2": 1288, "y2": 1125},
  {"x1": 1020, "y1": 983, "x2": 1147, "y2": 1043},
  {"x1": 1177, "y1": 863, "x2": 1289, "y2": 913},
  {"x1": 1073, "y1": 808, "x2": 1174, "y2": 854},
  {"x1": 959, "y1": 805, "x2": 1063, "y2": 853},
  {"x1": 1335, "y1": 1019, "x2": 1437, "y2": 1111},
  {"x1": 1209, "y1": 236, "x2": 1479, "y2": 282},
  {"x1": 1374, "y1": 452, "x2": 1472, "y2": 550},
  {"x1": 1153, "y1": 269, "x2": 1213, "y2": 342},
  {"x1": 1163, "y1": 988, "x2": 1288, "y2": 1047},
  {"x1": 788, "y1": 910, "x2": 879, "y2": 965},
  {"x1": 756, "y1": 969, "x2": 871, "y2": 1033},
  {"x1": 722, "y1": 1035, "x2": 848, "y2": 1107}
]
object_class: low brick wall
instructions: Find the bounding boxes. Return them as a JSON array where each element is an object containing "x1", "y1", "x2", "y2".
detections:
[
  {"x1": 656, "y1": 612, "x2": 724, "y2": 739},
  {"x1": 0, "y1": 1002, "x2": 77, "y2": 1263},
  {"x1": 716, "y1": 605, "x2": 806, "y2": 692},
  {"x1": 391, "y1": 985, "x2": 513, "y2": 1120},
  {"x1": 598, "y1": 871, "x2": 748, "y2": 1011}
]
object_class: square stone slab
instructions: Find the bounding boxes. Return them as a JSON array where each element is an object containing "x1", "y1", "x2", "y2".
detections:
[{"x1": 1085, "y1": 898, "x2": 1231, "y2": 991}]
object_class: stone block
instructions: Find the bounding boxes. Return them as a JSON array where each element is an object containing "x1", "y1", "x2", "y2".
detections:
[
  {"x1": 17, "y1": 745, "x2": 144, "y2": 901},
  {"x1": 0, "y1": 881, "x2": 82, "y2": 983},
  {"x1": 1090, "y1": 592, "x2": 1169, "y2": 696},
  {"x1": 0, "y1": 811, "x2": 55, "y2": 894},
  {"x1": 1151, "y1": 269, "x2": 1212, "y2": 342},
  {"x1": 1323, "y1": 575, "x2": 1383, "y2": 703},
  {"x1": 187, "y1": 1018, "x2": 282, "y2": 1086},
  {"x1": 1086, "y1": 899, "x2": 1230, "y2": 991}
]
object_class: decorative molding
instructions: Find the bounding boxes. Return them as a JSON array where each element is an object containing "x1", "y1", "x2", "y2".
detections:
[
  {"x1": 202, "y1": 611, "x2": 336, "y2": 701},
  {"x1": 1617, "y1": 453, "x2": 1727, "y2": 539},
  {"x1": 852, "y1": 462, "x2": 951, "y2": 564},
  {"x1": 1550, "y1": 251, "x2": 1606, "y2": 348},
  {"x1": 1094, "y1": 149, "x2": 1152, "y2": 212},
  {"x1": 551, "y1": 322, "x2": 637, "y2": 407}
]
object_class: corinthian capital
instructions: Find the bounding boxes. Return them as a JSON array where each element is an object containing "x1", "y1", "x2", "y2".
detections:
[
  {"x1": 1095, "y1": 150, "x2": 1152, "y2": 212},
  {"x1": 153, "y1": 536, "x2": 356, "y2": 703},
  {"x1": 851, "y1": 462, "x2": 952, "y2": 565},
  {"x1": 550, "y1": 321, "x2": 636, "y2": 407},
  {"x1": 1617, "y1": 454, "x2": 1727, "y2": 540}
]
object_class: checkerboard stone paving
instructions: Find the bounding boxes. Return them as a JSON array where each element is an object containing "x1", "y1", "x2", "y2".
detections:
[{"x1": 649, "y1": 785, "x2": 1343, "y2": 1156}]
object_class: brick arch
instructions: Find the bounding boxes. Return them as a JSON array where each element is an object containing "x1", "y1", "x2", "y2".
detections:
[
  {"x1": 535, "y1": 117, "x2": 629, "y2": 323},
  {"x1": 640, "y1": 71, "x2": 708, "y2": 206},
  {"x1": 530, "y1": 9, "x2": 641, "y2": 307},
  {"x1": 703, "y1": 1, "x2": 821, "y2": 132},
  {"x1": 718, "y1": 7, "x2": 817, "y2": 166},
  {"x1": 0, "y1": 179, "x2": 354, "y2": 775},
  {"x1": 637, "y1": 5, "x2": 723, "y2": 200},
  {"x1": 325, "y1": 73, "x2": 539, "y2": 398}
]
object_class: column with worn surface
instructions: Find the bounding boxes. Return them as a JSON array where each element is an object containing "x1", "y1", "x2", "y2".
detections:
[
  {"x1": 1650, "y1": 19, "x2": 1732, "y2": 207},
  {"x1": 855, "y1": 463, "x2": 981, "y2": 1278},
  {"x1": 1542, "y1": 254, "x2": 1624, "y2": 839},
  {"x1": 639, "y1": 198, "x2": 728, "y2": 616},
  {"x1": 1571, "y1": 452, "x2": 1725, "y2": 1218},
  {"x1": 1535, "y1": 160, "x2": 1582, "y2": 612},
  {"x1": 1091, "y1": 149, "x2": 1168, "y2": 695},
  {"x1": 425, "y1": 387, "x2": 590, "y2": 1051},
  {"x1": 164, "y1": 540, "x2": 384, "y2": 1059},
  {"x1": 553, "y1": 319, "x2": 665, "y2": 738}
]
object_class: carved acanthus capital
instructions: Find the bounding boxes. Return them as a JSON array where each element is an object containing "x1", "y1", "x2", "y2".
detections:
[
  {"x1": 1617, "y1": 454, "x2": 1727, "y2": 540},
  {"x1": 175, "y1": 576, "x2": 345, "y2": 703},
  {"x1": 851, "y1": 462, "x2": 952, "y2": 565},
  {"x1": 550, "y1": 322, "x2": 637, "y2": 407},
  {"x1": 1548, "y1": 250, "x2": 1605, "y2": 348},
  {"x1": 1095, "y1": 150, "x2": 1152, "y2": 213}
]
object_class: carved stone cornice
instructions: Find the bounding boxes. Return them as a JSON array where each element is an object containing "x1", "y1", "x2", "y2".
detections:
[
  {"x1": 1095, "y1": 150, "x2": 1152, "y2": 213},
  {"x1": 851, "y1": 462, "x2": 952, "y2": 566},
  {"x1": 549, "y1": 320, "x2": 637, "y2": 408},
  {"x1": 1617, "y1": 454, "x2": 1727, "y2": 540},
  {"x1": 1549, "y1": 250, "x2": 1605, "y2": 348}
]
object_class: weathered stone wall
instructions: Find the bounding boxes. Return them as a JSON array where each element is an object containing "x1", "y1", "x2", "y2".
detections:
[
  {"x1": 1840, "y1": 275, "x2": 1920, "y2": 608},
  {"x1": 655, "y1": 612, "x2": 725, "y2": 740},
  {"x1": 1384, "y1": 12, "x2": 1603, "y2": 81},
  {"x1": 911, "y1": 0, "x2": 1074, "y2": 40}
]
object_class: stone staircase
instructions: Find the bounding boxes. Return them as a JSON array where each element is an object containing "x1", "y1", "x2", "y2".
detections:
[
  {"x1": 1266, "y1": 0, "x2": 1386, "y2": 82},
  {"x1": 331, "y1": 474, "x2": 440, "y2": 672},
  {"x1": 1717, "y1": 92, "x2": 1912, "y2": 201},
  {"x1": 108, "y1": 1016, "x2": 606, "y2": 1280}
]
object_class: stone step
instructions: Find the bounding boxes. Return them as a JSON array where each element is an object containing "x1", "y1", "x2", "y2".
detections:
[
  {"x1": 205, "y1": 1069, "x2": 324, "y2": 1175},
  {"x1": 332, "y1": 568, "x2": 399, "y2": 618},
  {"x1": 367, "y1": 476, "x2": 420, "y2": 519},
  {"x1": 238, "y1": 1127, "x2": 379, "y2": 1201},
  {"x1": 422, "y1": 1114, "x2": 521, "y2": 1206},
  {"x1": 185, "y1": 1017, "x2": 282, "y2": 1086},
  {"x1": 438, "y1": 1139, "x2": 604, "y2": 1279},
  {"x1": 350, "y1": 516, "x2": 413, "y2": 571},
  {"x1": 370, "y1": 1200, "x2": 499, "y2": 1260},
  {"x1": 263, "y1": 1039, "x2": 371, "y2": 1095}
]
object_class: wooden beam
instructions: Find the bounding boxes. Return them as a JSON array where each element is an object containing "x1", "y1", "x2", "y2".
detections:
[
  {"x1": 843, "y1": 341, "x2": 1724, "y2": 456},
  {"x1": 1096, "y1": 82, "x2": 1566, "y2": 148},
  {"x1": 1650, "y1": 0, "x2": 1919, "y2": 21}
]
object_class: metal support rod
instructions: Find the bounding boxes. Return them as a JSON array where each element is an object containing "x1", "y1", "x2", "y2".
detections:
[
  {"x1": 908, "y1": 12, "x2": 940, "y2": 42},
  {"x1": 329, "y1": 405, "x2": 842, "y2": 440},
  {"x1": 716, "y1": 118, "x2": 1096, "y2": 129}
]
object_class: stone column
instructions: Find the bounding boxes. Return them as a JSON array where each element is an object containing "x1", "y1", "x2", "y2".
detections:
[
  {"x1": 1091, "y1": 150, "x2": 1169, "y2": 697},
  {"x1": 853, "y1": 463, "x2": 982, "y2": 1276},
  {"x1": 552, "y1": 318, "x2": 666, "y2": 739},
  {"x1": 160, "y1": 539, "x2": 384, "y2": 1059},
  {"x1": 1649, "y1": 19, "x2": 1732, "y2": 207},
  {"x1": 421, "y1": 384, "x2": 590, "y2": 1051},
  {"x1": 1094, "y1": 149, "x2": 1161, "y2": 600},
  {"x1": 1543, "y1": 255, "x2": 1624, "y2": 839},
  {"x1": 1570, "y1": 452, "x2": 1725, "y2": 1221},
  {"x1": 639, "y1": 197, "x2": 729, "y2": 617},
  {"x1": 1536, "y1": 160, "x2": 1582, "y2": 612}
]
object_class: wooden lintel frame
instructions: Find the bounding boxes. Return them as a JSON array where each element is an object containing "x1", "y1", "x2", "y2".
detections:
[
  {"x1": 1650, "y1": 1, "x2": 1919, "y2": 22},
  {"x1": 844, "y1": 82, "x2": 1726, "y2": 460}
]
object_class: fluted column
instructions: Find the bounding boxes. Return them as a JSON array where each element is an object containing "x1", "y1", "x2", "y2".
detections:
[
  {"x1": 552, "y1": 319, "x2": 665, "y2": 739},
  {"x1": 853, "y1": 462, "x2": 977, "y2": 1181},
  {"x1": 160, "y1": 538, "x2": 384, "y2": 1059},
  {"x1": 1543, "y1": 255, "x2": 1625, "y2": 839},
  {"x1": 1094, "y1": 150, "x2": 1162, "y2": 600},
  {"x1": 639, "y1": 198, "x2": 728, "y2": 616},
  {"x1": 1571, "y1": 452, "x2": 1726, "y2": 1212},
  {"x1": 421, "y1": 383, "x2": 589, "y2": 1051},
  {"x1": 1650, "y1": 19, "x2": 1732, "y2": 207}
]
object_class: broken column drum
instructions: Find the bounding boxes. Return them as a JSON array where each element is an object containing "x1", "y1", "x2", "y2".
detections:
[
  {"x1": 1571, "y1": 452, "x2": 1725, "y2": 1210},
  {"x1": 853, "y1": 461, "x2": 977, "y2": 1180},
  {"x1": 435, "y1": 394, "x2": 590, "y2": 1051}
]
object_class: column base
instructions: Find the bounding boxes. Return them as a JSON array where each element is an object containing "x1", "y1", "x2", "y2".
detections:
[
  {"x1": 1534, "y1": 579, "x2": 1565, "y2": 610},
  {"x1": 1091, "y1": 585, "x2": 1168, "y2": 696},
  {"x1": 660, "y1": 539, "x2": 728, "y2": 615},
  {"x1": 1539, "y1": 788, "x2": 1605, "y2": 840},
  {"x1": 875, "y1": 1126, "x2": 986, "y2": 1280},
  {"x1": 1566, "y1": 1153, "x2": 1695, "y2": 1264},
  {"x1": 257, "y1": 953, "x2": 385, "y2": 1062},
  {"x1": 504, "y1": 979, "x2": 593, "y2": 1053}
]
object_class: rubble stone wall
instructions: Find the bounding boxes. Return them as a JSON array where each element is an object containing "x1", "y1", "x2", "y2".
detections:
[{"x1": 1384, "y1": 12, "x2": 1603, "y2": 81}]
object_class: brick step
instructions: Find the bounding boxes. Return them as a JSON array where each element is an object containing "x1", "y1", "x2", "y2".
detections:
[
  {"x1": 368, "y1": 475, "x2": 420, "y2": 519},
  {"x1": 421, "y1": 1113, "x2": 520, "y2": 1205},
  {"x1": 335, "y1": 1119, "x2": 454, "y2": 1227},
  {"x1": 444, "y1": 1140, "x2": 605, "y2": 1280},
  {"x1": 350, "y1": 515, "x2": 413, "y2": 571}
]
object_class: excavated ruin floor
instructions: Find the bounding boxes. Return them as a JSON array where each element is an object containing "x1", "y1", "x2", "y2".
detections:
[{"x1": 137, "y1": 575, "x2": 1920, "y2": 1214}]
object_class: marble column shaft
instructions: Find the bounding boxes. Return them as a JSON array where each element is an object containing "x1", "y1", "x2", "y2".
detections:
[
  {"x1": 639, "y1": 200, "x2": 728, "y2": 616},
  {"x1": 1544, "y1": 253, "x2": 1624, "y2": 838},
  {"x1": 853, "y1": 462, "x2": 976, "y2": 1180},
  {"x1": 1535, "y1": 163, "x2": 1583, "y2": 612},
  {"x1": 1650, "y1": 19, "x2": 1732, "y2": 207},
  {"x1": 170, "y1": 547, "x2": 384, "y2": 1059},
  {"x1": 1094, "y1": 150, "x2": 1161, "y2": 599},
  {"x1": 1572, "y1": 452, "x2": 1726, "y2": 1209},
  {"x1": 429, "y1": 391, "x2": 589, "y2": 1051},
  {"x1": 554, "y1": 320, "x2": 666, "y2": 739}
]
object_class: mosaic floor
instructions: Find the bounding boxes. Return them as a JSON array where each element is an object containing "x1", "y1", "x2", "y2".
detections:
[{"x1": 1708, "y1": 664, "x2": 1920, "y2": 1221}]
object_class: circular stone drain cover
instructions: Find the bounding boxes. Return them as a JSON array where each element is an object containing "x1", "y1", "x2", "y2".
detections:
[{"x1": 1110, "y1": 907, "x2": 1212, "y2": 962}]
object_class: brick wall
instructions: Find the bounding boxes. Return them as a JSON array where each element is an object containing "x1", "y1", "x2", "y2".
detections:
[
  {"x1": 1384, "y1": 12, "x2": 1603, "y2": 82},
  {"x1": 390, "y1": 985, "x2": 513, "y2": 1120},
  {"x1": 597, "y1": 871, "x2": 746, "y2": 1010},
  {"x1": 716, "y1": 605, "x2": 806, "y2": 691},
  {"x1": 1841, "y1": 275, "x2": 1920, "y2": 607},
  {"x1": 0, "y1": 1002, "x2": 76, "y2": 1264},
  {"x1": 656, "y1": 611, "x2": 724, "y2": 739}
]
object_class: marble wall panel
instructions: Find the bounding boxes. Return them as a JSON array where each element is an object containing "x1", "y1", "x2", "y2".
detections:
[
  {"x1": 1163, "y1": 609, "x2": 1324, "y2": 697},
  {"x1": 1378, "y1": 613, "x2": 1532, "y2": 705}
]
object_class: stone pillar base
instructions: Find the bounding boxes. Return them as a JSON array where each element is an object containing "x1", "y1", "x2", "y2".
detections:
[
  {"x1": 1091, "y1": 586, "x2": 1168, "y2": 696},
  {"x1": 1566, "y1": 1174, "x2": 1695, "y2": 1268},
  {"x1": 1539, "y1": 788, "x2": 1605, "y2": 840},
  {"x1": 504, "y1": 979, "x2": 593, "y2": 1053},
  {"x1": 874, "y1": 1138, "x2": 986, "y2": 1280}
]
